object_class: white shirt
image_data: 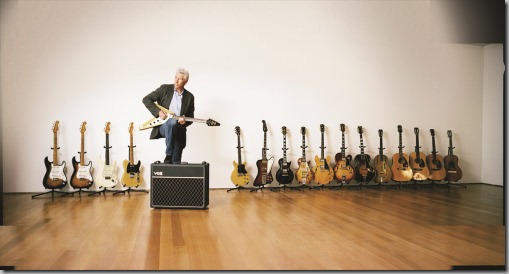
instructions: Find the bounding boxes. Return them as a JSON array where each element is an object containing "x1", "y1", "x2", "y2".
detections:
[{"x1": 169, "y1": 90, "x2": 183, "y2": 116}]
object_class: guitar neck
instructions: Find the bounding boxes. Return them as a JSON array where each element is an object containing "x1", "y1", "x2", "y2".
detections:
[
  {"x1": 129, "y1": 133, "x2": 134, "y2": 165},
  {"x1": 262, "y1": 132, "x2": 267, "y2": 160},
  {"x1": 431, "y1": 135, "x2": 438, "y2": 160},
  {"x1": 80, "y1": 133, "x2": 85, "y2": 165},
  {"x1": 105, "y1": 133, "x2": 110, "y2": 165},
  {"x1": 398, "y1": 132, "x2": 404, "y2": 156},
  {"x1": 301, "y1": 134, "x2": 306, "y2": 160},
  {"x1": 378, "y1": 136, "x2": 383, "y2": 157},
  {"x1": 320, "y1": 132, "x2": 325, "y2": 160},
  {"x1": 53, "y1": 131, "x2": 58, "y2": 165},
  {"x1": 282, "y1": 135, "x2": 288, "y2": 163},
  {"x1": 448, "y1": 137, "x2": 454, "y2": 157},
  {"x1": 415, "y1": 133, "x2": 421, "y2": 157},
  {"x1": 237, "y1": 135, "x2": 242, "y2": 164},
  {"x1": 341, "y1": 132, "x2": 346, "y2": 158}
]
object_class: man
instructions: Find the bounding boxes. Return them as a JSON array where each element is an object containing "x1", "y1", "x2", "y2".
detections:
[{"x1": 142, "y1": 68, "x2": 195, "y2": 164}]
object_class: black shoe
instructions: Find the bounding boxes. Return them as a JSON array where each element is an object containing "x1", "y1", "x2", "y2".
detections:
[{"x1": 164, "y1": 155, "x2": 173, "y2": 164}]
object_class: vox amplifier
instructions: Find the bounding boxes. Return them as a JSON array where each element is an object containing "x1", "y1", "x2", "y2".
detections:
[{"x1": 150, "y1": 162, "x2": 209, "y2": 209}]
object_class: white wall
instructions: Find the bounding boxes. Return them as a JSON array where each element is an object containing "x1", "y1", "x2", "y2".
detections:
[{"x1": 0, "y1": 0, "x2": 499, "y2": 192}]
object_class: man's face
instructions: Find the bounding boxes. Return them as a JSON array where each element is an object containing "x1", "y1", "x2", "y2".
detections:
[{"x1": 174, "y1": 73, "x2": 188, "y2": 90}]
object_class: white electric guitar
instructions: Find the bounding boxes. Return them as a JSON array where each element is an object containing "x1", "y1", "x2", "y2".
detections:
[
  {"x1": 95, "y1": 122, "x2": 118, "y2": 189},
  {"x1": 139, "y1": 103, "x2": 220, "y2": 130}
]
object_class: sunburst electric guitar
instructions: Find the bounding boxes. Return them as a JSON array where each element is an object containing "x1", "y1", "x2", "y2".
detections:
[
  {"x1": 354, "y1": 126, "x2": 376, "y2": 183},
  {"x1": 312, "y1": 124, "x2": 333, "y2": 185},
  {"x1": 139, "y1": 103, "x2": 220, "y2": 130},
  {"x1": 121, "y1": 122, "x2": 143, "y2": 188},
  {"x1": 231, "y1": 126, "x2": 249, "y2": 187},
  {"x1": 444, "y1": 130, "x2": 463, "y2": 182},
  {"x1": 427, "y1": 129, "x2": 446, "y2": 181},
  {"x1": 254, "y1": 120, "x2": 275, "y2": 187},
  {"x1": 43, "y1": 121, "x2": 67, "y2": 189},
  {"x1": 409, "y1": 127, "x2": 430, "y2": 181},
  {"x1": 70, "y1": 121, "x2": 94, "y2": 189},
  {"x1": 333, "y1": 124, "x2": 355, "y2": 183},
  {"x1": 295, "y1": 127, "x2": 314, "y2": 185},
  {"x1": 276, "y1": 126, "x2": 294, "y2": 185},
  {"x1": 391, "y1": 125, "x2": 413, "y2": 182},
  {"x1": 95, "y1": 122, "x2": 118, "y2": 189},
  {"x1": 373, "y1": 129, "x2": 392, "y2": 183}
]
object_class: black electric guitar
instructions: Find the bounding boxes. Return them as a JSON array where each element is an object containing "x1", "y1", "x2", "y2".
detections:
[
  {"x1": 354, "y1": 126, "x2": 375, "y2": 183},
  {"x1": 409, "y1": 127, "x2": 430, "y2": 180},
  {"x1": 254, "y1": 120, "x2": 275, "y2": 186},
  {"x1": 373, "y1": 129, "x2": 392, "y2": 183},
  {"x1": 43, "y1": 121, "x2": 67, "y2": 189},
  {"x1": 70, "y1": 121, "x2": 94, "y2": 189},
  {"x1": 444, "y1": 130, "x2": 463, "y2": 182},
  {"x1": 276, "y1": 126, "x2": 294, "y2": 184},
  {"x1": 295, "y1": 127, "x2": 314, "y2": 185},
  {"x1": 427, "y1": 129, "x2": 446, "y2": 181},
  {"x1": 312, "y1": 124, "x2": 333, "y2": 185},
  {"x1": 230, "y1": 126, "x2": 249, "y2": 187},
  {"x1": 333, "y1": 124, "x2": 355, "y2": 183}
]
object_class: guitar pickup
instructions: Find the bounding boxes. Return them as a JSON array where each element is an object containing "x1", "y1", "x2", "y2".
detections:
[{"x1": 448, "y1": 171, "x2": 457, "y2": 173}]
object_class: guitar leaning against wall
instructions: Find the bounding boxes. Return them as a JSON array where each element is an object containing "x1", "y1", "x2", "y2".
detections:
[
  {"x1": 333, "y1": 124, "x2": 355, "y2": 184},
  {"x1": 230, "y1": 126, "x2": 250, "y2": 187},
  {"x1": 353, "y1": 126, "x2": 375, "y2": 183},
  {"x1": 43, "y1": 121, "x2": 67, "y2": 189},
  {"x1": 254, "y1": 120, "x2": 274, "y2": 187},
  {"x1": 95, "y1": 122, "x2": 118, "y2": 189},
  {"x1": 121, "y1": 122, "x2": 143, "y2": 188},
  {"x1": 295, "y1": 127, "x2": 314, "y2": 185},
  {"x1": 312, "y1": 124, "x2": 333, "y2": 185},
  {"x1": 391, "y1": 125, "x2": 413, "y2": 182},
  {"x1": 275, "y1": 126, "x2": 294, "y2": 185},
  {"x1": 443, "y1": 130, "x2": 463, "y2": 182},
  {"x1": 70, "y1": 121, "x2": 94, "y2": 190},
  {"x1": 409, "y1": 127, "x2": 430, "y2": 181},
  {"x1": 373, "y1": 129, "x2": 392, "y2": 183},
  {"x1": 426, "y1": 129, "x2": 446, "y2": 181}
]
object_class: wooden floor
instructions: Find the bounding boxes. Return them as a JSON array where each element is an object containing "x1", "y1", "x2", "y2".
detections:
[{"x1": 0, "y1": 183, "x2": 505, "y2": 270}]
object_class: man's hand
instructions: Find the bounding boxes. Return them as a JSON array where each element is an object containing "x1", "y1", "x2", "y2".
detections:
[
  {"x1": 178, "y1": 116, "x2": 186, "y2": 125},
  {"x1": 158, "y1": 110, "x2": 167, "y2": 119}
]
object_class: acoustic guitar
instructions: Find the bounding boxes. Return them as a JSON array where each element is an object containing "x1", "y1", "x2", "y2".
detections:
[
  {"x1": 391, "y1": 125, "x2": 413, "y2": 182},
  {"x1": 295, "y1": 127, "x2": 314, "y2": 185},
  {"x1": 353, "y1": 126, "x2": 375, "y2": 183},
  {"x1": 312, "y1": 124, "x2": 333, "y2": 185},
  {"x1": 409, "y1": 127, "x2": 430, "y2": 180},
  {"x1": 254, "y1": 120, "x2": 275, "y2": 186},
  {"x1": 121, "y1": 122, "x2": 143, "y2": 188},
  {"x1": 43, "y1": 121, "x2": 67, "y2": 189},
  {"x1": 95, "y1": 122, "x2": 118, "y2": 189},
  {"x1": 276, "y1": 126, "x2": 294, "y2": 184},
  {"x1": 230, "y1": 126, "x2": 249, "y2": 187},
  {"x1": 373, "y1": 129, "x2": 392, "y2": 183},
  {"x1": 444, "y1": 130, "x2": 463, "y2": 182},
  {"x1": 426, "y1": 129, "x2": 446, "y2": 181},
  {"x1": 70, "y1": 121, "x2": 94, "y2": 189},
  {"x1": 333, "y1": 124, "x2": 355, "y2": 183}
]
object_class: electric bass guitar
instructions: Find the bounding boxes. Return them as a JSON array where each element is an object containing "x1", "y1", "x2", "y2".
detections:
[
  {"x1": 409, "y1": 127, "x2": 430, "y2": 180},
  {"x1": 43, "y1": 121, "x2": 67, "y2": 189},
  {"x1": 139, "y1": 103, "x2": 220, "y2": 130},
  {"x1": 70, "y1": 121, "x2": 94, "y2": 189},
  {"x1": 312, "y1": 124, "x2": 333, "y2": 185},
  {"x1": 444, "y1": 130, "x2": 463, "y2": 182},
  {"x1": 231, "y1": 126, "x2": 249, "y2": 187},
  {"x1": 373, "y1": 129, "x2": 392, "y2": 183},
  {"x1": 354, "y1": 126, "x2": 376, "y2": 183},
  {"x1": 276, "y1": 126, "x2": 294, "y2": 184},
  {"x1": 333, "y1": 124, "x2": 355, "y2": 183},
  {"x1": 426, "y1": 129, "x2": 446, "y2": 181},
  {"x1": 391, "y1": 125, "x2": 413, "y2": 182},
  {"x1": 121, "y1": 122, "x2": 143, "y2": 188},
  {"x1": 254, "y1": 120, "x2": 275, "y2": 186},
  {"x1": 95, "y1": 122, "x2": 118, "y2": 189},
  {"x1": 295, "y1": 127, "x2": 314, "y2": 185}
]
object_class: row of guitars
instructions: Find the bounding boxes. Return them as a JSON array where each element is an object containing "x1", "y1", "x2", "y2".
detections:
[
  {"x1": 231, "y1": 122, "x2": 463, "y2": 187},
  {"x1": 43, "y1": 121, "x2": 144, "y2": 191}
]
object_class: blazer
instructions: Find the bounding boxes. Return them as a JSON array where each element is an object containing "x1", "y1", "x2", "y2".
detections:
[{"x1": 142, "y1": 84, "x2": 195, "y2": 147}]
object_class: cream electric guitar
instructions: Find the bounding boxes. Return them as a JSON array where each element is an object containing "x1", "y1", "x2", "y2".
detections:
[
  {"x1": 121, "y1": 122, "x2": 143, "y2": 188},
  {"x1": 70, "y1": 121, "x2": 94, "y2": 189},
  {"x1": 43, "y1": 121, "x2": 67, "y2": 189},
  {"x1": 230, "y1": 126, "x2": 249, "y2": 187},
  {"x1": 139, "y1": 103, "x2": 220, "y2": 130},
  {"x1": 295, "y1": 127, "x2": 314, "y2": 185},
  {"x1": 312, "y1": 124, "x2": 333, "y2": 185},
  {"x1": 95, "y1": 122, "x2": 118, "y2": 189}
]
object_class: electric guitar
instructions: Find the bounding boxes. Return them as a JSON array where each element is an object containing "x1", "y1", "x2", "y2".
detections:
[
  {"x1": 139, "y1": 103, "x2": 220, "y2": 130},
  {"x1": 231, "y1": 126, "x2": 249, "y2": 187},
  {"x1": 95, "y1": 122, "x2": 118, "y2": 189},
  {"x1": 373, "y1": 129, "x2": 392, "y2": 183},
  {"x1": 409, "y1": 127, "x2": 430, "y2": 180},
  {"x1": 254, "y1": 120, "x2": 275, "y2": 186},
  {"x1": 121, "y1": 122, "x2": 143, "y2": 188},
  {"x1": 70, "y1": 121, "x2": 94, "y2": 189},
  {"x1": 276, "y1": 126, "x2": 294, "y2": 184},
  {"x1": 426, "y1": 129, "x2": 446, "y2": 181},
  {"x1": 354, "y1": 126, "x2": 376, "y2": 183},
  {"x1": 391, "y1": 125, "x2": 413, "y2": 182},
  {"x1": 43, "y1": 121, "x2": 67, "y2": 189},
  {"x1": 444, "y1": 130, "x2": 463, "y2": 182},
  {"x1": 333, "y1": 124, "x2": 355, "y2": 183},
  {"x1": 295, "y1": 127, "x2": 314, "y2": 185},
  {"x1": 312, "y1": 124, "x2": 333, "y2": 185}
]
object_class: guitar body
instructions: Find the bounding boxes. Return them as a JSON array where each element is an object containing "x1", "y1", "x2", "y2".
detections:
[
  {"x1": 409, "y1": 152, "x2": 430, "y2": 180},
  {"x1": 373, "y1": 154, "x2": 392, "y2": 183},
  {"x1": 333, "y1": 153, "x2": 355, "y2": 183},
  {"x1": 254, "y1": 157, "x2": 274, "y2": 186},
  {"x1": 354, "y1": 154, "x2": 376, "y2": 183},
  {"x1": 296, "y1": 158, "x2": 313, "y2": 185},
  {"x1": 231, "y1": 160, "x2": 249, "y2": 187},
  {"x1": 312, "y1": 155, "x2": 333, "y2": 185},
  {"x1": 43, "y1": 157, "x2": 67, "y2": 189},
  {"x1": 122, "y1": 159, "x2": 143, "y2": 187},
  {"x1": 426, "y1": 154, "x2": 446, "y2": 181},
  {"x1": 70, "y1": 156, "x2": 93, "y2": 189},
  {"x1": 95, "y1": 156, "x2": 118, "y2": 189},
  {"x1": 443, "y1": 155, "x2": 463, "y2": 181},
  {"x1": 391, "y1": 153, "x2": 413, "y2": 182},
  {"x1": 276, "y1": 158, "x2": 294, "y2": 184}
]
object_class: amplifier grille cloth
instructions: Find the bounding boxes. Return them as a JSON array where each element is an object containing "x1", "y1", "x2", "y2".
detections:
[{"x1": 152, "y1": 177, "x2": 205, "y2": 207}]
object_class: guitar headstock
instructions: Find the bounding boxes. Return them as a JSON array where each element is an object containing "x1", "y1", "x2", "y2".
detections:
[
  {"x1": 52, "y1": 121, "x2": 60, "y2": 133},
  {"x1": 320, "y1": 124, "x2": 325, "y2": 133},
  {"x1": 357, "y1": 126, "x2": 363, "y2": 135},
  {"x1": 282, "y1": 126, "x2": 287, "y2": 135},
  {"x1": 105, "y1": 122, "x2": 111, "y2": 134},
  {"x1": 262, "y1": 120, "x2": 267, "y2": 132},
  {"x1": 378, "y1": 129, "x2": 383, "y2": 137},
  {"x1": 430, "y1": 129, "x2": 435, "y2": 136},
  {"x1": 398, "y1": 125, "x2": 402, "y2": 133},
  {"x1": 447, "y1": 130, "x2": 452, "y2": 138},
  {"x1": 340, "y1": 123, "x2": 345, "y2": 133},
  {"x1": 80, "y1": 121, "x2": 87, "y2": 134},
  {"x1": 235, "y1": 126, "x2": 240, "y2": 136},
  {"x1": 301, "y1": 126, "x2": 306, "y2": 136},
  {"x1": 414, "y1": 127, "x2": 419, "y2": 135},
  {"x1": 206, "y1": 119, "x2": 220, "y2": 126},
  {"x1": 128, "y1": 122, "x2": 134, "y2": 134}
]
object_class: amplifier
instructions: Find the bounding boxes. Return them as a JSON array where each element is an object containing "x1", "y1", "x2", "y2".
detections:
[{"x1": 150, "y1": 162, "x2": 209, "y2": 209}]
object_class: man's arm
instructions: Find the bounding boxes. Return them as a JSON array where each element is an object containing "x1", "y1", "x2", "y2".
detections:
[{"x1": 142, "y1": 85, "x2": 165, "y2": 118}]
